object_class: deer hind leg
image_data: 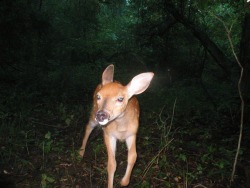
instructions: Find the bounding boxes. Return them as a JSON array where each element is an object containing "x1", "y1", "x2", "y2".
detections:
[
  {"x1": 120, "y1": 135, "x2": 137, "y2": 187},
  {"x1": 104, "y1": 133, "x2": 117, "y2": 188}
]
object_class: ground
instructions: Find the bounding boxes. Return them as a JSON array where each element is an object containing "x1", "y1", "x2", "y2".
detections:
[{"x1": 0, "y1": 104, "x2": 249, "y2": 188}]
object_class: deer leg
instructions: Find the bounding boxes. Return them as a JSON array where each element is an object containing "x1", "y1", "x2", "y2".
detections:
[
  {"x1": 121, "y1": 135, "x2": 137, "y2": 186},
  {"x1": 104, "y1": 133, "x2": 117, "y2": 188},
  {"x1": 79, "y1": 121, "x2": 96, "y2": 157}
]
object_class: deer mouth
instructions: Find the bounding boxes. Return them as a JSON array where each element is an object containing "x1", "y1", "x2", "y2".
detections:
[{"x1": 95, "y1": 110, "x2": 110, "y2": 126}]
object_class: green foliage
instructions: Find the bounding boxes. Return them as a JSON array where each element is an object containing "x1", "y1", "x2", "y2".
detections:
[
  {"x1": 0, "y1": 0, "x2": 249, "y2": 187},
  {"x1": 41, "y1": 173, "x2": 55, "y2": 188},
  {"x1": 41, "y1": 131, "x2": 53, "y2": 154},
  {"x1": 202, "y1": 3, "x2": 243, "y2": 57}
]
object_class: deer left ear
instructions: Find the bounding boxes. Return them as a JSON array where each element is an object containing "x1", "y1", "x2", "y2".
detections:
[
  {"x1": 102, "y1": 64, "x2": 114, "y2": 85},
  {"x1": 126, "y1": 72, "x2": 154, "y2": 98}
]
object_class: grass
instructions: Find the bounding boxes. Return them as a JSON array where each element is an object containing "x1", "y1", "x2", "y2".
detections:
[{"x1": 0, "y1": 96, "x2": 248, "y2": 188}]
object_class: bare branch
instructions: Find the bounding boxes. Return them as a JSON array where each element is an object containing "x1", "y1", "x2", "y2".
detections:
[{"x1": 211, "y1": 13, "x2": 245, "y2": 184}]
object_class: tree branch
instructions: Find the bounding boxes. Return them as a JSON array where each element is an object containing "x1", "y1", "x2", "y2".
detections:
[
  {"x1": 164, "y1": 1, "x2": 232, "y2": 78},
  {"x1": 211, "y1": 13, "x2": 245, "y2": 184}
]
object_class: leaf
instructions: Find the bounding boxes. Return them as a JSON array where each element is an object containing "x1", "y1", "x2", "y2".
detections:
[
  {"x1": 45, "y1": 131, "x2": 51, "y2": 139},
  {"x1": 179, "y1": 153, "x2": 187, "y2": 161},
  {"x1": 65, "y1": 118, "x2": 71, "y2": 126},
  {"x1": 46, "y1": 176, "x2": 55, "y2": 183}
]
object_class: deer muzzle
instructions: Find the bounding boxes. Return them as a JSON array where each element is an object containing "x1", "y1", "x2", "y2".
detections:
[{"x1": 96, "y1": 110, "x2": 110, "y2": 125}]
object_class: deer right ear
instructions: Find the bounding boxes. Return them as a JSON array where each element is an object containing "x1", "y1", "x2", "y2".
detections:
[{"x1": 102, "y1": 64, "x2": 114, "y2": 85}]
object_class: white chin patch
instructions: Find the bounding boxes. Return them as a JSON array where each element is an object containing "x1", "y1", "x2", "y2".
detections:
[{"x1": 98, "y1": 119, "x2": 109, "y2": 126}]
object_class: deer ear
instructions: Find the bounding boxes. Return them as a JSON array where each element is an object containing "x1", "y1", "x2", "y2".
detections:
[
  {"x1": 127, "y1": 72, "x2": 154, "y2": 98},
  {"x1": 102, "y1": 64, "x2": 114, "y2": 85}
]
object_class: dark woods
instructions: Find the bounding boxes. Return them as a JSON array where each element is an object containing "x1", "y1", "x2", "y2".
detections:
[{"x1": 0, "y1": 0, "x2": 249, "y2": 187}]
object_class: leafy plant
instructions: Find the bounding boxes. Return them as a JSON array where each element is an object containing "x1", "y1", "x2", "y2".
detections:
[{"x1": 41, "y1": 173, "x2": 55, "y2": 188}]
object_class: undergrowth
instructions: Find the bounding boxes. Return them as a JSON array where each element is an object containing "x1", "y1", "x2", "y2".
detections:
[{"x1": 0, "y1": 95, "x2": 247, "y2": 187}]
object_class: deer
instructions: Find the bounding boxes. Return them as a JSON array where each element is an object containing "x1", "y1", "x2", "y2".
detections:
[{"x1": 79, "y1": 64, "x2": 154, "y2": 188}]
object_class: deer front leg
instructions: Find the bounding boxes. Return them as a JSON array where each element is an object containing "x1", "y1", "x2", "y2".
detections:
[
  {"x1": 79, "y1": 121, "x2": 96, "y2": 157},
  {"x1": 104, "y1": 133, "x2": 117, "y2": 188},
  {"x1": 120, "y1": 135, "x2": 137, "y2": 186}
]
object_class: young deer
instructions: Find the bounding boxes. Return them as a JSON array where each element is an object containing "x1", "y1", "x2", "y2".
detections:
[{"x1": 79, "y1": 64, "x2": 154, "y2": 188}]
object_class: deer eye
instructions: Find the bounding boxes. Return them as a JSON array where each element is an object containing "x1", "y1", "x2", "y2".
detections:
[
  {"x1": 96, "y1": 94, "x2": 101, "y2": 100},
  {"x1": 117, "y1": 97, "x2": 124, "y2": 102}
]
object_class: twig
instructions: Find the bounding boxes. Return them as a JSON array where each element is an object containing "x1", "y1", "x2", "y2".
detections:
[
  {"x1": 168, "y1": 99, "x2": 177, "y2": 137},
  {"x1": 141, "y1": 138, "x2": 173, "y2": 180},
  {"x1": 29, "y1": 118, "x2": 70, "y2": 129},
  {"x1": 25, "y1": 131, "x2": 32, "y2": 155},
  {"x1": 211, "y1": 13, "x2": 244, "y2": 183},
  {"x1": 193, "y1": 184, "x2": 208, "y2": 188},
  {"x1": 142, "y1": 99, "x2": 177, "y2": 180}
]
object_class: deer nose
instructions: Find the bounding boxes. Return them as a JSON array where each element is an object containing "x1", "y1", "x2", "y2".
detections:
[{"x1": 96, "y1": 110, "x2": 110, "y2": 124}]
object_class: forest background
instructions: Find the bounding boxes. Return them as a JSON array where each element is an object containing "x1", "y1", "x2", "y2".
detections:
[{"x1": 0, "y1": 0, "x2": 249, "y2": 187}]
